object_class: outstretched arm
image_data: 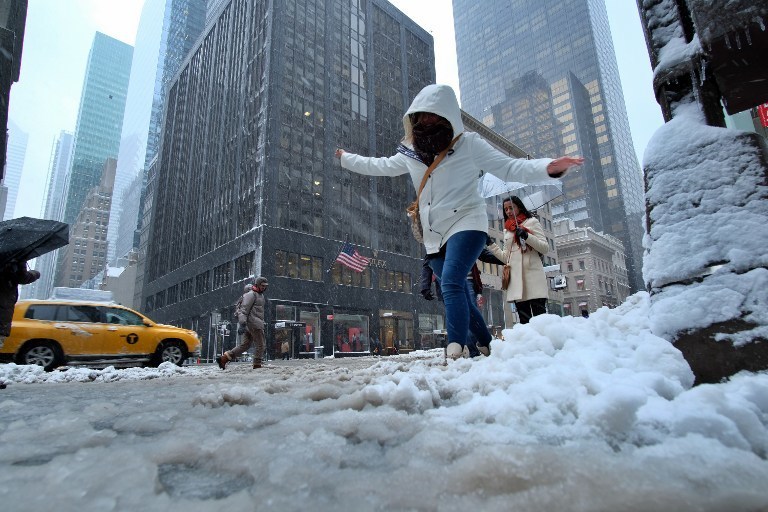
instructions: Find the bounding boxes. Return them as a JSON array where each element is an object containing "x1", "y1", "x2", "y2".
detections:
[
  {"x1": 16, "y1": 268, "x2": 41, "y2": 285},
  {"x1": 547, "y1": 156, "x2": 584, "y2": 178},
  {"x1": 335, "y1": 148, "x2": 410, "y2": 177}
]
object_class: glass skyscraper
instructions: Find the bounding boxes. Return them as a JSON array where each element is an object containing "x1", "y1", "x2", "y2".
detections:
[
  {"x1": 2, "y1": 119, "x2": 27, "y2": 220},
  {"x1": 453, "y1": 0, "x2": 645, "y2": 292},
  {"x1": 61, "y1": 32, "x2": 133, "y2": 227},
  {"x1": 33, "y1": 130, "x2": 73, "y2": 299},
  {"x1": 141, "y1": 0, "x2": 440, "y2": 361},
  {"x1": 109, "y1": 0, "x2": 206, "y2": 263}
]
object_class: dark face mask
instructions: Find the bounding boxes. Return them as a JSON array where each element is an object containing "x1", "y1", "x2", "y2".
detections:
[{"x1": 412, "y1": 120, "x2": 454, "y2": 159}]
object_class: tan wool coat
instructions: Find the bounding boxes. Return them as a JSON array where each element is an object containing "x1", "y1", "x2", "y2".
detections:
[{"x1": 488, "y1": 216, "x2": 550, "y2": 302}]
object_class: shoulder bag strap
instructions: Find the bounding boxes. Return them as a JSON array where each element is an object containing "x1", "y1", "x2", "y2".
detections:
[{"x1": 415, "y1": 134, "x2": 462, "y2": 200}]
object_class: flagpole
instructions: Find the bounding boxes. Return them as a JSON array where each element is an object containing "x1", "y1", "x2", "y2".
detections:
[{"x1": 326, "y1": 235, "x2": 349, "y2": 273}]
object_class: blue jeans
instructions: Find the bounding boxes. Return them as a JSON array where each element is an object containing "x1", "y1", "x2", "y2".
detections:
[{"x1": 428, "y1": 230, "x2": 493, "y2": 348}]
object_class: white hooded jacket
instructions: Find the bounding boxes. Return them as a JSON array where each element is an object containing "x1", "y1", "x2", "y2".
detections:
[{"x1": 340, "y1": 84, "x2": 555, "y2": 254}]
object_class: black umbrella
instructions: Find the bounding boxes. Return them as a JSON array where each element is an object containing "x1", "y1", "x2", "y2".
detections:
[{"x1": 0, "y1": 217, "x2": 69, "y2": 265}]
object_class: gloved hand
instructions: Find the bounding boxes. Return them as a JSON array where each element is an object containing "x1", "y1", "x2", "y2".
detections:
[
  {"x1": 421, "y1": 289, "x2": 435, "y2": 301},
  {"x1": 515, "y1": 227, "x2": 528, "y2": 240},
  {"x1": 237, "y1": 324, "x2": 246, "y2": 335},
  {"x1": 485, "y1": 235, "x2": 494, "y2": 246}
]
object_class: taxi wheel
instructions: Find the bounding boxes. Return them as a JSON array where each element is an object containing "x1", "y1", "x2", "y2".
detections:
[
  {"x1": 155, "y1": 340, "x2": 187, "y2": 367},
  {"x1": 20, "y1": 341, "x2": 62, "y2": 372}
]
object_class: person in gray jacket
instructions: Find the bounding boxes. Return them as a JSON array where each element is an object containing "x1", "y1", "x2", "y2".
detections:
[
  {"x1": 335, "y1": 84, "x2": 583, "y2": 360},
  {"x1": 217, "y1": 276, "x2": 268, "y2": 369}
]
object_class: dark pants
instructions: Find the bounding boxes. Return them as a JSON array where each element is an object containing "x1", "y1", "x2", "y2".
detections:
[
  {"x1": 515, "y1": 298, "x2": 547, "y2": 324},
  {"x1": 228, "y1": 326, "x2": 265, "y2": 362}
]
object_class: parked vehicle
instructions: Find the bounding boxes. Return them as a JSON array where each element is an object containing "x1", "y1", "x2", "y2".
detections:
[{"x1": 0, "y1": 300, "x2": 201, "y2": 371}]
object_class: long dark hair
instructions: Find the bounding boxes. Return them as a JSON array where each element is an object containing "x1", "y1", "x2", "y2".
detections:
[{"x1": 502, "y1": 196, "x2": 532, "y2": 222}]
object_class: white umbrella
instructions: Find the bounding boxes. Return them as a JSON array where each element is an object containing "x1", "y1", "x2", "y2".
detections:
[{"x1": 479, "y1": 173, "x2": 563, "y2": 209}]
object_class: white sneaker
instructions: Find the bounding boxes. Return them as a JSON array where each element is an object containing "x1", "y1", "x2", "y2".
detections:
[{"x1": 446, "y1": 342, "x2": 463, "y2": 360}]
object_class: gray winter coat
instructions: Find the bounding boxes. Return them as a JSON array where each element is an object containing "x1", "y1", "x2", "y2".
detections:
[{"x1": 238, "y1": 289, "x2": 265, "y2": 330}]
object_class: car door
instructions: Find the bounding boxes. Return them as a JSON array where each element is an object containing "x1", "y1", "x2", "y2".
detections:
[
  {"x1": 54, "y1": 305, "x2": 106, "y2": 356},
  {"x1": 100, "y1": 306, "x2": 156, "y2": 357}
]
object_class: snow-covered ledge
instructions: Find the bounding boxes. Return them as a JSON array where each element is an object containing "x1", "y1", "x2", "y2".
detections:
[{"x1": 643, "y1": 101, "x2": 768, "y2": 383}]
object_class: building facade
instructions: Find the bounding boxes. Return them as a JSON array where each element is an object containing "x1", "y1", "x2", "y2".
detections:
[
  {"x1": 725, "y1": 105, "x2": 768, "y2": 140},
  {"x1": 60, "y1": 32, "x2": 132, "y2": 227},
  {"x1": 32, "y1": 130, "x2": 74, "y2": 299},
  {"x1": 553, "y1": 217, "x2": 630, "y2": 317},
  {"x1": 57, "y1": 159, "x2": 116, "y2": 289},
  {"x1": 453, "y1": 0, "x2": 646, "y2": 293},
  {"x1": 141, "y1": 0, "x2": 442, "y2": 361},
  {"x1": 2, "y1": 119, "x2": 27, "y2": 220},
  {"x1": 110, "y1": 0, "x2": 208, "y2": 264},
  {"x1": 0, "y1": 0, "x2": 27, "y2": 181}
]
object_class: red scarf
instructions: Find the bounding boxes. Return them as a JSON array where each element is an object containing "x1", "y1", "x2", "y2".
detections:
[{"x1": 505, "y1": 214, "x2": 531, "y2": 249}]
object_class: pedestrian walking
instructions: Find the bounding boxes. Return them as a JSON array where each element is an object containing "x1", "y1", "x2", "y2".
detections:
[
  {"x1": 281, "y1": 340, "x2": 290, "y2": 360},
  {"x1": 217, "y1": 277, "x2": 269, "y2": 369},
  {"x1": 0, "y1": 261, "x2": 40, "y2": 389},
  {"x1": 488, "y1": 196, "x2": 550, "y2": 324},
  {"x1": 335, "y1": 84, "x2": 582, "y2": 360}
]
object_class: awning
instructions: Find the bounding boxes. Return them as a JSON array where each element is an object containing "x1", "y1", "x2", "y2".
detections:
[
  {"x1": 576, "y1": 279, "x2": 584, "y2": 284},
  {"x1": 578, "y1": 302, "x2": 588, "y2": 307},
  {"x1": 563, "y1": 303, "x2": 571, "y2": 308}
]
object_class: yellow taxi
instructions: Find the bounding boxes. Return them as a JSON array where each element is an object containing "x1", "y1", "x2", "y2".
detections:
[{"x1": 0, "y1": 300, "x2": 201, "y2": 371}]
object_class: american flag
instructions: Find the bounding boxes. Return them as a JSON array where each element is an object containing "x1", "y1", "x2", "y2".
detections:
[{"x1": 335, "y1": 242, "x2": 370, "y2": 272}]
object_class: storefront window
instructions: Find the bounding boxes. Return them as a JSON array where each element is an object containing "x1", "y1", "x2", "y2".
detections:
[
  {"x1": 275, "y1": 304, "x2": 297, "y2": 321},
  {"x1": 379, "y1": 310, "x2": 414, "y2": 353},
  {"x1": 418, "y1": 313, "x2": 444, "y2": 350},
  {"x1": 299, "y1": 309, "x2": 320, "y2": 355},
  {"x1": 332, "y1": 313, "x2": 369, "y2": 354}
]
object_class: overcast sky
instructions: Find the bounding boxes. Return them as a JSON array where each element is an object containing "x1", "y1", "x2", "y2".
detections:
[{"x1": 8, "y1": 0, "x2": 663, "y2": 220}]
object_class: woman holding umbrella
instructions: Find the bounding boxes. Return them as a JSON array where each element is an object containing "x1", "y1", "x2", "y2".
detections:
[{"x1": 488, "y1": 196, "x2": 550, "y2": 324}]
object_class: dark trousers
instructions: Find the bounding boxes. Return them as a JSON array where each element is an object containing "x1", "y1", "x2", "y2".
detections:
[{"x1": 515, "y1": 298, "x2": 547, "y2": 324}]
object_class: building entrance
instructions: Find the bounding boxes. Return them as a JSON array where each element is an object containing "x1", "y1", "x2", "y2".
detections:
[{"x1": 273, "y1": 321, "x2": 306, "y2": 359}]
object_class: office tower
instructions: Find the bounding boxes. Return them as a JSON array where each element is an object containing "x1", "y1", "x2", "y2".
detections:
[
  {"x1": 206, "y1": 0, "x2": 230, "y2": 24},
  {"x1": 57, "y1": 159, "x2": 116, "y2": 288},
  {"x1": 110, "y1": 0, "x2": 207, "y2": 263},
  {"x1": 141, "y1": 0, "x2": 438, "y2": 361},
  {"x1": 61, "y1": 32, "x2": 132, "y2": 227},
  {"x1": 2, "y1": 119, "x2": 27, "y2": 220},
  {"x1": 453, "y1": 0, "x2": 646, "y2": 292},
  {"x1": 0, "y1": 0, "x2": 27, "y2": 180},
  {"x1": 32, "y1": 131, "x2": 74, "y2": 299}
]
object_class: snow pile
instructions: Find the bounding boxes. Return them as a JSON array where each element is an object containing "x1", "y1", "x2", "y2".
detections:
[
  {"x1": 1, "y1": 293, "x2": 768, "y2": 510},
  {"x1": 687, "y1": 0, "x2": 768, "y2": 43},
  {"x1": 643, "y1": 102, "x2": 768, "y2": 343},
  {"x1": 0, "y1": 361, "x2": 210, "y2": 384}
]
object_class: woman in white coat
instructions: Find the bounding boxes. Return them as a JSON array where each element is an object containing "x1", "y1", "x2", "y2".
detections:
[
  {"x1": 488, "y1": 196, "x2": 550, "y2": 324},
  {"x1": 334, "y1": 84, "x2": 582, "y2": 359}
]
